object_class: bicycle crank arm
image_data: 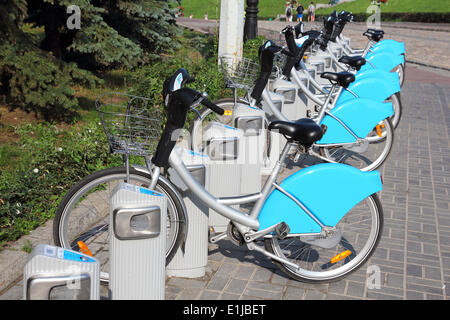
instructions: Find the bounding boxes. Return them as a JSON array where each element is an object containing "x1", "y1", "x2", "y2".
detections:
[
  {"x1": 243, "y1": 222, "x2": 289, "y2": 242},
  {"x1": 209, "y1": 231, "x2": 228, "y2": 244}
]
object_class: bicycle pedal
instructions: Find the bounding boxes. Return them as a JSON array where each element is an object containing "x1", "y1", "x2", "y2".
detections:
[{"x1": 275, "y1": 222, "x2": 290, "y2": 240}]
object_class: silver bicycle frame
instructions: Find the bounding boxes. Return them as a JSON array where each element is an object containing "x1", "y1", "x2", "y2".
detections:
[{"x1": 164, "y1": 140, "x2": 323, "y2": 236}]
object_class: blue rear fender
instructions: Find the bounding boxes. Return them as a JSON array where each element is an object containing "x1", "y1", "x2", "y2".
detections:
[
  {"x1": 360, "y1": 52, "x2": 405, "y2": 73},
  {"x1": 367, "y1": 42, "x2": 405, "y2": 56},
  {"x1": 337, "y1": 70, "x2": 400, "y2": 104},
  {"x1": 372, "y1": 39, "x2": 405, "y2": 54},
  {"x1": 355, "y1": 69, "x2": 400, "y2": 88},
  {"x1": 317, "y1": 98, "x2": 394, "y2": 144},
  {"x1": 258, "y1": 163, "x2": 383, "y2": 234}
]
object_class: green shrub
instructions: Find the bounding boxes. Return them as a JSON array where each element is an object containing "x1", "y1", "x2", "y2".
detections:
[{"x1": 0, "y1": 122, "x2": 123, "y2": 246}]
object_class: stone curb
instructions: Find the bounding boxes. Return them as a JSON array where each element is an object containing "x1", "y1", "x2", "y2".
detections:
[{"x1": 0, "y1": 220, "x2": 54, "y2": 294}]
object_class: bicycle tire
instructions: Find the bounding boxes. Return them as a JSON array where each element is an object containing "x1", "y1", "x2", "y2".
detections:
[
  {"x1": 264, "y1": 193, "x2": 384, "y2": 283},
  {"x1": 190, "y1": 98, "x2": 273, "y2": 161},
  {"x1": 189, "y1": 98, "x2": 240, "y2": 153},
  {"x1": 319, "y1": 118, "x2": 394, "y2": 171},
  {"x1": 387, "y1": 92, "x2": 402, "y2": 129},
  {"x1": 53, "y1": 166, "x2": 185, "y2": 283}
]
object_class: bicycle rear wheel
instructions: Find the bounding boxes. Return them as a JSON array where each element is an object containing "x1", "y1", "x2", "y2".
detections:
[
  {"x1": 264, "y1": 194, "x2": 383, "y2": 283},
  {"x1": 53, "y1": 166, "x2": 185, "y2": 283},
  {"x1": 319, "y1": 118, "x2": 394, "y2": 171}
]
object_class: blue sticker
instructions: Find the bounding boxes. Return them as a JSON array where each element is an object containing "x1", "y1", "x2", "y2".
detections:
[
  {"x1": 223, "y1": 124, "x2": 238, "y2": 130},
  {"x1": 63, "y1": 250, "x2": 96, "y2": 263},
  {"x1": 186, "y1": 149, "x2": 208, "y2": 157},
  {"x1": 139, "y1": 187, "x2": 163, "y2": 197}
]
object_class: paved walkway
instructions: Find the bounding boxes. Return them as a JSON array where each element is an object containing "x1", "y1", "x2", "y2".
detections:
[
  {"x1": 177, "y1": 18, "x2": 450, "y2": 70},
  {"x1": 1, "y1": 21, "x2": 449, "y2": 300}
]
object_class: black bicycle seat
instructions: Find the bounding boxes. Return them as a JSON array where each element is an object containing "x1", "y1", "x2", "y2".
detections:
[
  {"x1": 268, "y1": 118, "x2": 323, "y2": 147},
  {"x1": 338, "y1": 55, "x2": 366, "y2": 71},
  {"x1": 320, "y1": 71, "x2": 355, "y2": 88},
  {"x1": 363, "y1": 30, "x2": 384, "y2": 42}
]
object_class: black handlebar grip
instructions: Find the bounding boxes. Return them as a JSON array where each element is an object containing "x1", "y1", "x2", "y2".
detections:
[
  {"x1": 186, "y1": 76, "x2": 196, "y2": 84},
  {"x1": 202, "y1": 98, "x2": 225, "y2": 115},
  {"x1": 251, "y1": 72, "x2": 271, "y2": 102},
  {"x1": 152, "y1": 87, "x2": 199, "y2": 167}
]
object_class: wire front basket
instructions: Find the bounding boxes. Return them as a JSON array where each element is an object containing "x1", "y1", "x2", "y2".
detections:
[
  {"x1": 96, "y1": 92, "x2": 164, "y2": 157},
  {"x1": 219, "y1": 55, "x2": 260, "y2": 91},
  {"x1": 273, "y1": 52, "x2": 288, "y2": 72}
]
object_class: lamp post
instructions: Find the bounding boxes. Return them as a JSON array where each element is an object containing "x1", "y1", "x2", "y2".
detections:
[
  {"x1": 218, "y1": 0, "x2": 245, "y2": 62},
  {"x1": 243, "y1": 0, "x2": 258, "y2": 41}
]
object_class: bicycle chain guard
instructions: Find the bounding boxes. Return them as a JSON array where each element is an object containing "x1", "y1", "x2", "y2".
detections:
[
  {"x1": 343, "y1": 138, "x2": 369, "y2": 153},
  {"x1": 299, "y1": 228, "x2": 342, "y2": 249}
]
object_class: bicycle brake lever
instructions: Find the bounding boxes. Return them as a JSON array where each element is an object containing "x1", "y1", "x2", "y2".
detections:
[{"x1": 189, "y1": 106, "x2": 202, "y2": 119}]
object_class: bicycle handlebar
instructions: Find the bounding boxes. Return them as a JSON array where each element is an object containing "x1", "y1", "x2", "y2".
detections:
[{"x1": 201, "y1": 97, "x2": 224, "y2": 115}]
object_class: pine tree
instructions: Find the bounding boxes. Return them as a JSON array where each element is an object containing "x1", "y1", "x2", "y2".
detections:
[
  {"x1": 25, "y1": 0, "x2": 181, "y2": 69},
  {"x1": 0, "y1": 0, "x2": 181, "y2": 121},
  {"x1": 0, "y1": 0, "x2": 99, "y2": 122}
]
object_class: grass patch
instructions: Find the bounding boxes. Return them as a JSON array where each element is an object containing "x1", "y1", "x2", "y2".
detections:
[
  {"x1": 181, "y1": 0, "x2": 450, "y2": 21},
  {"x1": 181, "y1": 0, "x2": 330, "y2": 20},
  {"x1": 316, "y1": 0, "x2": 450, "y2": 15}
]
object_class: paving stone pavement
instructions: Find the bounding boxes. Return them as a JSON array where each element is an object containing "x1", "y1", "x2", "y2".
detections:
[
  {"x1": 1, "y1": 19, "x2": 449, "y2": 299},
  {"x1": 1, "y1": 65, "x2": 448, "y2": 301}
]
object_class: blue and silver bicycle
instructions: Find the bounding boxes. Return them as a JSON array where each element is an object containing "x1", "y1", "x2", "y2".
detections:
[{"x1": 54, "y1": 69, "x2": 384, "y2": 283}]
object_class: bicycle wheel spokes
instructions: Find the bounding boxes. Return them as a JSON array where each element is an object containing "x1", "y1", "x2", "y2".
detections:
[
  {"x1": 57, "y1": 171, "x2": 181, "y2": 283},
  {"x1": 191, "y1": 101, "x2": 235, "y2": 152},
  {"x1": 266, "y1": 195, "x2": 382, "y2": 282},
  {"x1": 61, "y1": 176, "x2": 145, "y2": 275}
]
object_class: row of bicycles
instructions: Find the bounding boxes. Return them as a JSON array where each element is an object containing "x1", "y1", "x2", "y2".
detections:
[{"x1": 52, "y1": 10, "x2": 406, "y2": 283}]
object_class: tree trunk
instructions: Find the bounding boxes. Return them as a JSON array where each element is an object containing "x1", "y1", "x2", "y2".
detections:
[{"x1": 40, "y1": 5, "x2": 63, "y2": 59}]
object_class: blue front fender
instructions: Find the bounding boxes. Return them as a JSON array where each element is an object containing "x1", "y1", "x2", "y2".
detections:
[
  {"x1": 317, "y1": 98, "x2": 394, "y2": 144},
  {"x1": 258, "y1": 163, "x2": 383, "y2": 234},
  {"x1": 337, "y1": 70, "x2": 400, "y2": 104},
  {"x1": 359, "y1": 52, "x2": 405, "y2": 73}
]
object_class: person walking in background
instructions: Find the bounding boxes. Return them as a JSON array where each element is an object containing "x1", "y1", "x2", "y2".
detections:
[
  {"x1": 308, "y1": 1, "x2": 315, "y2": 22},
  {"x1": 285, "y1": 1, "x2": 293, "y2": 22},
  {"x1": 296, "y1": 3, "x2": 304, "y2": 22}
]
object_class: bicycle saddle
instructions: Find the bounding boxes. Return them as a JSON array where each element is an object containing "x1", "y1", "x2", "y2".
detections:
[
  {"x1": 338, "y1": 55, "x2": 366, "y2": 71},
  {"x1": 320, "y1": 71, "x2": 355, "y2": 88},
  {"x1": 268, "y1": 118, "x2": 323, "y2": 147},
  {"x1": 363, "y1": 30, "x2": 384, "y2": 42}
]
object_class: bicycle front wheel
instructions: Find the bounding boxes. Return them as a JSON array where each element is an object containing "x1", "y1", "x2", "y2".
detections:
[
  {"x1": 264, "y1": 194, "x2": 383, "y2": 283},
  {"x1": 53, "y1": 167, "x2": 185, "y2": 283},
  {"x1": 190, "y1": 98, "x2": 237, "y2": 152}
]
